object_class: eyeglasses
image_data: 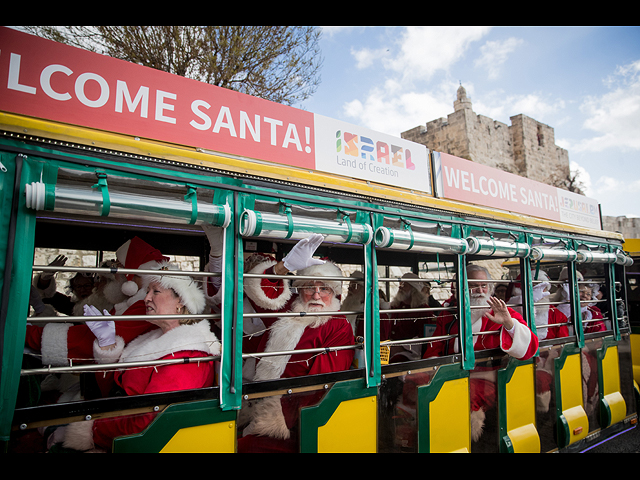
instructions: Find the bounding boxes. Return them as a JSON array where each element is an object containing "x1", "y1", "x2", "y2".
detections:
[{"x1": 298, "y1": 285, "x2": 334, "y2": 297}]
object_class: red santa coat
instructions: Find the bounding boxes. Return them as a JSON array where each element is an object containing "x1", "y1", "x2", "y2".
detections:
[
  {"x1": 25, "y1": 290, "x2": 157, "y2": 367},
  {"x1": 541, "y1": 306, "x2": 570, "y2": 340},
  {"x1": 238, "y1": 259, "x2": 354, "y2": 453},
  {"x1": 584, "y1": 305, "x2": 606, "y2": 333},
  {"x1": 423, "y1": 306, "x2": 538, "y2": 361},
  {"x1": 62, "y1": 320, "x2": 219, "y2": 452}
]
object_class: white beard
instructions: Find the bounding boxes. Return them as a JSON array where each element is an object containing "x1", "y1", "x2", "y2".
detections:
[
  {"x1": 254, "y1": 294, "x2": 341, "y2": 382},
  {"x1": 469, "y1": 293, "x2": 490, "y2": 325}
]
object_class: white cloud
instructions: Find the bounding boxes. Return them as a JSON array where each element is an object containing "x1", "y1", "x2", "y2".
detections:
[
  {"x1": 473, "y1": 91, "x2": 566, "y2": 126},
  {"x1": 574, "y1": 59, "x2": 640, "y2": 153},
  {"x1": 343, "y1": 27, "x2": 492, "y2": 134},
  {"x1": 474, "y1": 37, "x2": 524, "y2": 80},
  {"x1": 349, "y1": 27, "x2": 491, "y2": 81},
  {"x1": 342, "y1": 82, "x2": 452, "y2": 135}
]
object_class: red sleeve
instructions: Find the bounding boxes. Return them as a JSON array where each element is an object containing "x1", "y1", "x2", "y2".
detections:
[{"x1": 307, "y1": 319, "x2": 355, "y2": 376}]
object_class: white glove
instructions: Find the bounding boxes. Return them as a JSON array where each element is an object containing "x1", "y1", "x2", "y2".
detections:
[
  {"x1": 84, "y1": 304, "x2": 116, "y2": 347},
  {"x1": 532, "y1": 282, "x2": 551, "y2": 303},
  {"x1": 283, "y1": 234, "x2": 325, "y2": 271},
  {"x1": 202, "y1": 224, "x2": 224, "y2": 257}
]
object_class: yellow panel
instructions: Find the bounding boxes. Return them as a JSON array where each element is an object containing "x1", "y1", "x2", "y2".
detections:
[
  {"x1": 506, "y1": 364, "x2": 536, "y2": 430},
  {"x1": 560, "y1": 354, "x2": 583, "y2": 409},
  {"x1": 429, "y1": 377, "x2": 471, "y2": 453},
  {"x1": 160, "y1": 421, "x2": 236, "y2": 453},
  {"x1": 317, "y1": 396, "x2": 377, "y2": 453},
  {"x1": 562, "y1": 405, "x2": 589, "y2": 444},
  {"x1": 504, "y1": 364, "x2": 539, "y2": 452},
  {"x1": 602, "y1": 346, "x2": 621, "y2": 395},
  {"x1": 508, "y1": 423, "x2": 540, "y2": 453},
  {"x1": 630, "y1": 334, "x2": 640, "y2": 385},
  {"x1": 604, "y1": 392, "x2": 627, "y2": 426}
]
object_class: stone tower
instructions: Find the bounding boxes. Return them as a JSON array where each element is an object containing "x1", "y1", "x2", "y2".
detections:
[{"x1": 401, "y1": 85, "x2": 570, "y2": 186}]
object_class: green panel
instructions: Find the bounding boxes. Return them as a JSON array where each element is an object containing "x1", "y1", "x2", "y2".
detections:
[
  {"x1": 299, "y1": 378, "x2": 377, "y2": 453},
  {"x1": 0, "y1": 153, "x2": 40, "y2": 447},
  {"x1": 112, "y1": 399, "x2": 236, "y2": 453},
  {"x1": 416, "y1": 363, "x2": 470, "y2": 453}
]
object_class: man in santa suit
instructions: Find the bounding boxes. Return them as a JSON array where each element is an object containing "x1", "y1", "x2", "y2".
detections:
[
  {"x1": 506, "y1": 270, "x2": 569, "y2": 414},
  {"x1": 24, "y1": 237, "x2": 168, "y2": 373},
  {"x1": 422, "y1": 264, "x2": 538, "y2": 443},
  {"x1": 388, "y1": 272, "x2": 439, "y2": 363},
  {"x1": 236, "y1": 233, "x2": 355, "y2": 453}
]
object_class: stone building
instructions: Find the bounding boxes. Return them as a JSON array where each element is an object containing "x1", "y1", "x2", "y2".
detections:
[
  {"x1": 401, "y1": 84, "x2": 570, "y2": 186},
  {"x1": 401, "y1": 84, "x2": 640, "y2": 245}
]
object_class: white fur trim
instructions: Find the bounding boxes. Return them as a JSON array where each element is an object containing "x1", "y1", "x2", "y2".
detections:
[
  {"x1": 243, "y1": 260, "x2": 292, "y2": 311},
  {"x1": 41, "y1": 323, "x2": 72, "y2": 366},
  {"x1": 147, "y1": 261, "x2": 206, "y2": 314},
  {"x1": 118, "y1": 320, "x2": 219, "y2": 364},
  {"x1": 63, "y1": 420, "x2": 95, "y2": 451},
  {"x1": 121, "y1": 280, "x2": 139, "y2": 297},
  {"x1": 501, "y1": 320, "x2": 532, "y2": 359},
  {"x1": 292, "y1": 261, "x2": 343, "y2": 295},
  {"x1": 93, "y1": 335, "x2": 126, "y2": 364},
  {"x1": 470, "y1": 408, "x2": 486, "y2": 443},
  {"x1": 243, "y1": 395, "x2": 290, "y2": 440}
]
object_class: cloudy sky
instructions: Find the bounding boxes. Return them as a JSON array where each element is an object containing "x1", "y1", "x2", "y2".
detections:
[{"x1": 301, "y1": 26, "x2": 640, "y2": 218}]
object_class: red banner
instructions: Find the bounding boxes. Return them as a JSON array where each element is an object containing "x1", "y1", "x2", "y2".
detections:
[{"x1": 0, "y1": 27, "x2": 315, "y2": 169}]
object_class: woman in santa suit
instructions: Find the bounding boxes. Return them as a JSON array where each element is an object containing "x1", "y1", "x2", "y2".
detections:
[
  {"x1": 237, "y1": 234, "x2": 355, "y2": 453},
  {"x1": 56, "y1": 261, "x2": 220, "y2": 452},
  {"x1": 24, "y1": 237, "x2": 169, "y2": 368}
]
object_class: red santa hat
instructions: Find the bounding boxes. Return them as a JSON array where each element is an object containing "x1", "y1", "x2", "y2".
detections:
[
  {"x1": 116, "y1": 237, "x2": 169, "y2": 297},
  {"x1": 147, "y1": 261, "x2": 206, "y2": 314}
]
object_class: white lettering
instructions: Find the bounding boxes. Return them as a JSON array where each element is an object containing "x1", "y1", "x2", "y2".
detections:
[
  {"x1": 444, "y1": 166, "x2": 460, "y2": 189},
  {"x1": 488, "y1": 178, "x2": 498, "y2": 197},
  {"x1": 213, "y1": 106, "x2": 236, "y2": 136},
  {"x1": 240, "y1": 111, "x2": 260, "y2": 141},
  {"x1": 282, "y1": 123, "x2": 302, "y2": 151},
  {"x1": 155, "y1": 90, "x2": 177, "y2": 124},
  {"x1": 190, "y1": 100, "x2": 212, "y2": 130},
  {"x1": 470, "y1": 173, "x2": 480, "y2": 193},
  {"x1": 520, "y1": 187, "x2": 527, "y2": 204},
  {"x1": 40, "y1": 64, "x2": 72, "y2": 101},
  {"x1": 263, "y1": 117, "x2": 283, "y2": 146},
  {"x1": 461, "y1": 171, "x2": 470, "y2": 191},
  {"x1": 8, "y1": 53, "x2": 36, "y2": 94},
  {"x1": 479, "y1": 176, "x2": 488, "y2": 195},
  {"x1": 75, "y1": 72, "x2": 109, "y2": 108},
  {"x1": 115, "y1": 80, "x2": 149, "y2": 118},
  {"x1": 499, "y1": 181, "x2": 510, "y2": 200}
]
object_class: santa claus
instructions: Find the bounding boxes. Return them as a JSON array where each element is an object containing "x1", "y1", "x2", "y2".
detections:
[
  {"x1": 506, "y1": 270, "x2": 569, "y2": 414},
  {"x1": 237, "y1": 234, "x2": 355, "y2": 453},
  {"x1": 387, "y1": 272, "x2": 440, "y2": 362},
  {"x1": 422, "y1": 264, "x2": 539, "y2": 443}
]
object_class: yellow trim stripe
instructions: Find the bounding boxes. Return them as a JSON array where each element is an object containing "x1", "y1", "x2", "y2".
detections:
[{"x1": 0, "y1": 112, "x2": 622, "y2": 241}]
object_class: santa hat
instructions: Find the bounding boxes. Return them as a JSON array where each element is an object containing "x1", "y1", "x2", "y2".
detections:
[
  {"x1": 147, "y1": 261, "x2": 206, "y2": 314},
  {"x1": 292, "y1": 261, "x2": 343, "y2": 297},
  {"x1": 116, "y1": 237, "x2": 169, "y2": 297},
  {"x1": 401, "y1": 272, "x2": 426, "y2": 293}
]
